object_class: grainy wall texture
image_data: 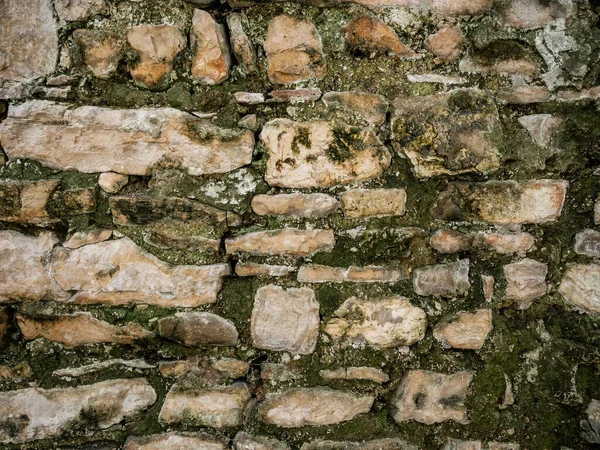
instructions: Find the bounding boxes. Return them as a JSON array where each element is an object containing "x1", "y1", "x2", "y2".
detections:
[{"x1": 0, "y1": 0, "x2": 599, "y2": 448}]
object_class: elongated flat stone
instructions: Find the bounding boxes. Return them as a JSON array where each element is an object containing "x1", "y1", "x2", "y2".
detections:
[
  {"x1": 259, "y1": 387, "x2": 374, "y2": 427},
  {"x1": 413, "y1": 260, "x2": 471, "y2": 298},
  {"x1": 125, "y1": 433, "x2": 226, "y2": 450},
  {"x1": 252, "y1": 193, "x2": 340, "y2": 218},
  {"x1": 301, "y1": 439, "x2": 418, "y2": 450},
  {"x1": 340, "y1": 189, "x2": 407, "y2": 218},
  {"x1": 50, "y1": 238, "x2": 230, "y2": 307},
  {"x1": 159, "y1": 383, "x2": 251, "y2": 428},
  {"x1": 298, "y1": 264, "x2": 403, "y2": 283},
  {"x1": 158, "y1": 312, "x2": 238, "y2": 347},
  {"x1": 226, "y1": 229, "x2": 335, "y2": 257},
  {"x1": 261, "y1": 119, "x2": 391, "y2": 188},
  {"x1": 0, "y1": 379, "x2": 156, "y2": 444},
  {"x1": 0, "y1": 100, "x2": 254, "y2": 176}
]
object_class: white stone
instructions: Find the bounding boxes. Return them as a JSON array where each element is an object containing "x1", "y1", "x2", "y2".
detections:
[{"x1": 559, "y1": 264, "x2": 600, "y2": 315}]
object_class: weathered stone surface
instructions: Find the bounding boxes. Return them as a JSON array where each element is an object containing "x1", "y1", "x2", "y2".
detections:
[
  {"x1": 301, "y1": 439, "x2": 417, "y2": 450},
  {"x1": 159, "y1": 383, "x2": 251, "y2": 428},
  {"x1": 235, "y1": 432, "x2": 290, "y2": 450},
  {"x1": 433, "y1": 309, "x2": 492, "y2": 349},
  {"x1": 0, "y1": 179, "x2": 59, "y2": 225},
  {"x1": 559, "y1": 264, "x2": 600, "y2": 315},
  {"x1": 497, "y1": 85, "x2": 550, "y2": 104},
  {"x1": 55, "y1": 0, "x2": 107, "y2": 21},
  {"x1": 392, "y1": 90, "x2": 500, "y2": 178},
  {"x1": 430, "y1": 230, "x2": 472, "y2": 253},
  {"x1": 17, "y1": 312, "x2": 151, "y2": 347},
  {"x1": 191, "y1": 10, "x2": 231, "y2": 84},
  {"x1": 557, "y1": 86, "x2": 600, "y2": 102},
  {"x1": 265, "y1": 15, "x2": 326, "y2": 84},
  {"x1": 433, "y1": 180, "x2": 568, "y2": 224},
  {"x1": 0, "y1": 363, "x2": 32, "y2": 380},
  {"x1": 459, "y1": 51, "x2": 538, "y2": 77},
  {"x1": 53, "y1": 359, "x2": 153, "y2": 378},
  {"x1": 298, "y1": 264, "x2": 403, "y2": 283},
  {"x1": 252, "y1": 193, "x2": 340, "y2": 217},
  {"x1": 109, "y1": 194, "x2": 240, "y2": 227},
  {"x1": 518, "y1": 114, "x2": 564, "y2": 148},
  {"x1": 501, "y1": 0, "x2": 571, "y2": 30},
  {"x1": 50, "y1": 238, "x2": 230, "y2": 307},
  {"x1": 212, "y1": 358, "x2": 250, "y2": 378},
  {"x1": 320, "y1": 367, "x2": 389, "y2": 383},
  {"x1": 226, "y1": 229, "x2": 335, "y2": 257},
  {"x1": 270, "y1": 88, "x2": 322, "y2": 103},
  {"x1": 0, "y1": 101, "x2": 255, "y2": 176},
  {"x1": 574, "y1": 229, "x2": 600, "y2": 257},
  {"x1": 0, "y1": 231, "x2": 67, "y2": 302},
  {"x1": 144, "y1": 230, "x2": 221, "y2": 253},
  {"x1": 340, "y1": 189, "x2": 406, "y2": 218},
  {"x1": 235, "y1": 263, "x2": 296, "y2": 277},
  {"x1": 234, "y1": 92, "x2": 265, "y2": 105},
  {"x1": 261, "y1": 363, "x2": 302, "y2": 382},
  {"x1": 343, "y1": 16, "x2": 417, "y2": 58},
  {"x1": 596, "y1": 197, "x2": 600, "y2": 225},
  {"x1": 261, "y1": 119, "x2": 391, "y2": 188},
  {"x1": 324, "y1": 296, "x2": 427, "y2": 348},
  {"x1": 125, "y1": 433, "x2": 226, "y2": 450},
  {"x1": 407, "y1": 74, "x2": 466, "y2": 84},
  {"x1": 425, "y1": 26, "x2": 464, "y2": 62},
  {"x1": 413, "y1": 259, "x2": 471, "y2": 298},
  {"x1": 504, "y1": 259, "x2": 548, "y2": 309},
  {"x1": 251, "y1": 285, "x2": 319, "y2": 354},
  {"x1": 442, "y1": 438, "x2": 520, "y2": 450},
  {"x1": 159, "y1": 312, "x2": 238, "y2": 347},
  {"x1": 63, "y1": 229, "x2": 112, "y2": 249},
  {"x1": 0, "y1": 378, "x2": 156, "y2": 444},
  {"x1": 392, "y1": 370, "x2": 473, "y2": 425},
  {"x1": 127, "y1": 25, "x2": 186, "y2": 89},
  {"x1": 322, "y1": 91, "x2": 389, "y2": 125},
  {"x1": 73, "y1": 29, "x2": 123, "y2": 78},
  {"x1": 582, "y1": 399, "x2": 600, "y2": 444},
  {"x1": 0, "y1": 0, "x2": 58, "y2": 82},
  {"x1": 259, "y1": 387, "x2": 374, "y2": 427},
  {"x1": 99, "y1": 172, "x2": 129, "y2": 193},
  {"x1": 482, "y1": 275, "x2": 495, "y2": 302},
  {"x1": 474, "y1": 232, "x2": 535, "y2": 255},
  {"x1": 227, "y1": 13, "x2": 258, "y2": 75}
]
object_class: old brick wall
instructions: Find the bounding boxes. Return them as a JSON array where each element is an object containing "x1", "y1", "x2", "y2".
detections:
[{"x1": 0, "y1": 0, "x2": 599, "y2": 448}]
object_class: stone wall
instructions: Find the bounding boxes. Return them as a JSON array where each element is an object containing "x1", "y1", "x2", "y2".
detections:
[{"x1": 0, "y1": 0, "x2": 599, "y2": 448}]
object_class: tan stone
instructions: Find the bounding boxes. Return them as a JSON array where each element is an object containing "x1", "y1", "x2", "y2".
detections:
[
  {"x1": 0, "y1": 363, "x2": 32, "y2": 380},
  {"x1": 0, "y1": 101, "x2": 255, "y2": 176},
  {"x1": 63, "y1": 229, "x2": 112, "y2": 249},
  {"x1": 159, "y1": 360, "x2": 192, "y2": 378},
  {"x1": 497, "y1": 85, "x2": 550, "y2": 104},
  {"x1": 433, "y1": 180, "x2": 568, "y2": 224},
  {"x1": 212, "y1": 358, "x2": 250, "y2": 378},
  {"x1": 50, "y1": 238, "x2": 230, "y2": 307},
  {"x1": 325, "y1": 296, "x2": 427, "y2": 348},
  {"x1": 501, "y1": 0, "x2": 570, "y2": 29},
  {"x1": 474, "y1": 232, "x2": 535, "y2": 255},
  {"x1": 556, "y1": 86, "x2": 600, "y2": 102},
  {"x1": 343, "y1": 16, "x2": 417, "y2": 58},
  {"x1": 482, "y1": 275, "x2": 495, "y2": 302},
  {"x1": 190, "y1": 10, "x2": 231, "y2": 84},
  {"x1": 99, "y1": 171, "x2": 129, "y2": 193},
  {"x1": 559, "y1": 264, "x2": 600, "y2": 315},
  {"x1": 0, "y1": 378, "x2": 156, "y2": 444},
  {"x1": 459, "y1": 54, "x2": 538, "y2": 77},
  {"x1": 234, "y1": 432, "x2": 290, "y2": 450},
  {"x1": 73, "y1": 29, "x2": 123, "y2": 78},
  {"x1": 261, "y1": 363, "x2": 302, "y2": 382},
  {"x1": 55, "y1": 0, "x2": 107, "y2": 21},
  {"x1": 159, "y1": 383, "x2": 251, "y2": 428},
  {"x1": 340, "y1": 189, "x2": 406, "y2": 218},
  {"x1": 235, "y1": 263, "x2": 296, "y2": 277},
  {"x1": 259, "y1": 387, "x2": 374, "y2": 427},
  {"x1": 158, "y1": 312, "x2": 238, "y2": 347},
  {"x1": 322, "y1": 91, "x2": 389, "y2": 125},
  {"x1": 227, "y1": 13, "x2": 258, "y2": 75},
  {"x1": 0, "y1": 179, "x2": 59, "y2": 225},
  {"x1": 61, "y1": 187, "x2": 97, "y2": 214},
  {"x1": 413, "y1": 259, "x2": 471, "y2": 298},
  {"x1": 125, "y1": 433, "x2": 226, "y2": 450},
  {"x1": 17, "y1": 312, "x2": 151, "y2": 347},
  {"x1": 53, "y1": 359, "x2": 154, "y2": 378},
  {"x1": 252, "y1": 193, "x2": 340, "y2": 218},
  {"x1": 320, "y1": 367, "x2": 389, "y2": 383},
  {"x1": 0, "y1": 231, "x2": 68, "y2": 302},
  {"x1": 226, "y1": 229, "x2": 335, "y2": 257},
  {"x1": 433, "y1": 309, "x2": 492, "y2": 349},
  {"x1": 265, "y1": 15, "x2": 326, "y2": 84},
  {"x1": 504, "y1": 259, "x2": 547, "y2": 309},
  {"x1": 127, "y1": 25, "x2": 186, "y2": 89},
  {"x1": 392, "y1": 370, "x2": 473, "y2": 424},
  {"x1": 270, "y1": 88, "x2": 322, "y2": 103},
  {"x1": 251, "y1": 285, "x2": 319, "y2": 354},
  {"x1": 442, "y1": 438, "x2": 520, "y2": 450},
  {"x1": 261, "y1": 119, "x2": 391, "y2": 188},
  {"x1": 0, "y1": 0, "x2": 58, "y2": 82},
  {"x1": 430, "y1": 230, "x2": 472, "y2": 253},
  {"x1": 298, "y1": 264, "x2": 403, "y2": 283},
  {"x1": 425, "y1": 26, "x2": 464, "y2": 62},
  {"x1": 392, "y1": 90, "x2": 500, "y2": 178}
]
